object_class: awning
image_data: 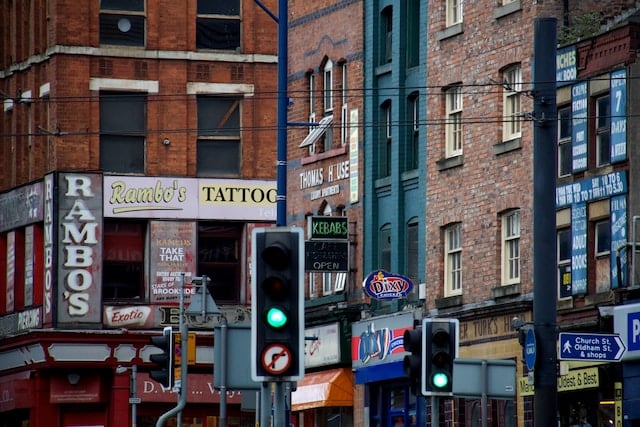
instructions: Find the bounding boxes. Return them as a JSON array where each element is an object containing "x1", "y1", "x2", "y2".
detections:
[
  {"x1": 298, "y1": 115, "x2": 333, "y2": 148},
  {"x1": 291, "y1": 368, "x2": 353, "y2": 411}
]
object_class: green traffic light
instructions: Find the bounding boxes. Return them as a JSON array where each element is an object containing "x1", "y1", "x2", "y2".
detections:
[
  {"x1": 432, "y1": 372, "x2": 450, "y2": 389},
  {"x1": 265, "y1": 307, "x2": 288, "y2": 328}
]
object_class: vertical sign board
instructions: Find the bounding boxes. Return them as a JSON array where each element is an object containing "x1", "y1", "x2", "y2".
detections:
[
  {"x1": 571, "y1": 81, "x2": 588, "y2": 173},
  {"x1": 57, "y1": 173, "x2": 103, "y2": 325},
  {"x1": 610, "y1": 69, "x2": 627, "y2": 163},
  {"x1": 610, "y1": 195, "x2": 627, "y2": 288},
  {"x1": 556, "y1": 45, "x2": 577, "y2": 87},
  {"x1": 571, "y1": 203, "x2": 587, "y2": 295}
]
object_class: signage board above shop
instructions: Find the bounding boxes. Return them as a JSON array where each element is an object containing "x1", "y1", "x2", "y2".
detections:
[{"x1": 308, "y1": 216, "x2": 348, "y2": 240}]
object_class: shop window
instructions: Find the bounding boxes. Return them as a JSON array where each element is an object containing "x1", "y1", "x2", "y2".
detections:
[
  {"x1": 103, "y1": 220, "x2": 145, "y2": 300},
  {"x1": 197, "y1": 222, "x2": 242, "y2": 303}
]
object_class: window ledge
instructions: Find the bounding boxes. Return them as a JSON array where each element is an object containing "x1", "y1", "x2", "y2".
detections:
[
  {"x1": 493, "y1": 137, "x2": 521, "y2": 155},
  {"x1": 437, "y1": 23, "x2": 464, "y2": 41},
  {"x1": 305, "y1": 292, "x2": 347, "y2": 309},
  {"x1": 435, "y1": 295, "x2": 463, "y2": 309},
  {"x1": 436, "y1": 154, "x2": 463, "y2": 171},
  {"x1": 584, "y1": 291, "x2": 615, "y2": 307},
  {"x1": 375, "y1": 62, "x2": 392, "y2": 76},
  {"x1": 301, "y1": 145, "x2": 347, "y2": 165},
  {"x1": 374, "y1": 176, "x2": 392, "y2": 189},
  {"x1": 494, "y1": 0, "x2": 521, "y2": 20},
  {"x1": 491, "y1": 283, "x2": 521, "y2": 299}
]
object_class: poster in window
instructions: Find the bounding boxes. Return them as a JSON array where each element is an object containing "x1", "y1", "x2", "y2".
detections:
[
  {"x1": 150, "y1": 221, "x2": 197, "y2": 303},
  {"x1": 571, "y1": 203, "x2": 587, "y2": 295},
  {"x1": 611, "y1": 195, "x2": 627, "y2": 289},
  {"x1": 571, "y1": 81, "x2": 587, "y2": 173}
]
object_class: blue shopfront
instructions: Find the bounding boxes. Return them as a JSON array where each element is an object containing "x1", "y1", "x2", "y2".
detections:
[{"x1": 352, "y1": 311, "x2": 425, "y2": 427}]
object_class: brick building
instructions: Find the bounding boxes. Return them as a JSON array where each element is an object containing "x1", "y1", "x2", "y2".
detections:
[{"x1": 0, "y1": 1, "x2": 279, "y2": 426}]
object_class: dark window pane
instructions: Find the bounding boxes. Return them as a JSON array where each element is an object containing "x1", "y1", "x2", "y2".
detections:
[
  {"x1": 559, "y1": 107, "x2": 571, "y2": 139},
  {"x1": 100, "y1": 135, "x2": 145, "y2": 173},
  {"x1": 101, "y1": 0, "x2": 144, "y2": 12},
  {"x1": 100, "y1": 92, "x2": 146, "y2": 134},
  {"x1": 196, "y1": 18, "x2": 240, "y2": 50},
  {"x1": 197, "y1": 140, "x2": 240, "y2": 175},
  {"x1": 100, "y1": 14, "x2": 145, "y2": 46},
  {"x1": 198, "y1": 222, "x2": 242, "y2": 303},
  {"x1": 558, "y1": 228, "x2": 571, "y2": 261},
  {"x1": 197, "y1": 97, "x2": 240, "y2": 137},
  {"x1": 197, "y1": 0, "x2": 240, "y2": 15}
]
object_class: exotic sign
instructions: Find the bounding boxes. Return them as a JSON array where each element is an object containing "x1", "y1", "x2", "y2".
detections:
[{"x1": 362, "y1": 270, "x2": 413, "y2": 300}]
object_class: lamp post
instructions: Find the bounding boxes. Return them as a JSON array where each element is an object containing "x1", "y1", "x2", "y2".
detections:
[
  {"x1": 116, "y1": 364, "x2": 139, "y2": 427},
  {"x1": 186, "y1": 275, "x2": 227, "y2": 427}
]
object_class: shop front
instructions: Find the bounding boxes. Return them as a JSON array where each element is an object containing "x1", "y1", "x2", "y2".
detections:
[{"x1": 351, "y1": 311, "x2": 424, "y2": 427}]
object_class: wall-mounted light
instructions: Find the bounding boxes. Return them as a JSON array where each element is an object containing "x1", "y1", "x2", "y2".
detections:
[
  {"x1": 162, "y1": 138, "x2": 170, "y2": 146},
  {"x1": 67, "y1": 372, "x2": 81, "y2": 385}
]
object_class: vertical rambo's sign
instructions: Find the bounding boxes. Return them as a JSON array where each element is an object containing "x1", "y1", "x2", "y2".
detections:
[{"x1": 57, "y1": 173, "x2": 103, "y2": 324}]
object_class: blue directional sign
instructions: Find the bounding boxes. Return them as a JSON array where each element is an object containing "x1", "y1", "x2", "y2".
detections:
[
  {"x1": 524, "y1": 328, "x2": 536, "y2": 370},
  {"x1": 559, "y1": 332, "x2": 626, "y2": 362}
]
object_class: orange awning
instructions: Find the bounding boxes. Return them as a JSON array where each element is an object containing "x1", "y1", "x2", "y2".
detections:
[{"x1": 291, "y1": 368, "x2": 354, "y2": 411}]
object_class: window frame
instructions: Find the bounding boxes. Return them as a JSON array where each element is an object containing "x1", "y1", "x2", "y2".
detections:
[
  {"x1": 445, "y1": 85, "x2": 463, "y2": 158},
  {"x1": 196, "y1": 95, "x2": 242, "y2": 177},
  {"x1": 595, "y1": 94, "x2": 611, "y2": 167},
  {"x1": 446, "y1": 0, "x2": 463, "y2": 27},
  {"x1": 381, "y1": 6, "x2": 393, "y2": 64},
  {"x1": 380, "y1": 224, "x2": 392, "y2": 272},
  {"x1": 340, "y1": 62, "x2": 348, "y2": 146},
  {"x1": 557, "y1": 227, "x2": 572, "y2": 299},
  {"x1": 380, "y1": 101, "x2": 392, "y2": 178},
  {"x1": 595, "y1": 219, "x2": 611, "y2": 257},
  {"x1": 502, "y1": 65, "x2": 522, "y2": 142},
  {"x1": 196, "y1": 0, "x2": 241, "y2": 51},
  {"x1": 444, "y1": 223, "x2": 462, "y2": 297},
  {"x1": 501, "y1": 210, "x2": 520, "y2": 286},
  {"x1": 324, "y1": 59, "x2": 334, "y2": 114},
  {"x1": 408, "y1": 93, "x2": 419, "y2": 170},
  {"x1": 99, "y1": 0, "x2": 146, "y2": 47},
  {"x1": 557, "y1": 105, "x2": 572, "y2": 177}
]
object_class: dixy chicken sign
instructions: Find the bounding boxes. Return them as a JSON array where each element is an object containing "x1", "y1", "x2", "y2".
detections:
[{"x1": 362, "y1": 270, "x2": 413, "y2": 300}]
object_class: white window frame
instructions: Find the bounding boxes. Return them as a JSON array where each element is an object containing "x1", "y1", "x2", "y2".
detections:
[
  {"x1": 445, "y1": 85, "x2": 463, "y2": 157},
  {"x1": 595, "y1": 220, "x2": 611, "y2": 257},
  {"x1": 446, "y1": 0, "x2": 462, "y2": 27},
  {"x1": 501, "y1": 210, "x2": 520, "y2": 285},
  {"x1": 503, "y1": 65, "x2": 522, "y2": 141},
  {"x1": 324, "y1": 60, "x2": 333, "y2": 114},
  {"x1": 341, "y1": 63, "x2": 348, "y2": 146},
  {"x1": 444, "y1": 223, "x2": 462, "y2": 296},
  {"x1": 596, "y1": 94, "x2": 611, "y2": 167}
]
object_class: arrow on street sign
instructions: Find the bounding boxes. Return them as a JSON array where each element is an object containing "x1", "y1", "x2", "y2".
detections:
[{"x1": 559, "y1": 332, "x2": 626, "y2": 362}]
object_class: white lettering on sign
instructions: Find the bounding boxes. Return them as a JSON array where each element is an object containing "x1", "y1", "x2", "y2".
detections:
[
  {"x1": 62, "y1": 175, "x2": 98, "y2": 317},
  {"x1": 44, "y1": 176, "x2": 54, "y2": 320}
]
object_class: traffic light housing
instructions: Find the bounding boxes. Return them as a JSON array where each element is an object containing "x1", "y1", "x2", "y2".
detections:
[
  {"x1": 423, "y1": 318, "x2": 459, "y2": 396},
  {"x1": 403, "y1": 326, "x2": 423, "y2": 395},
  {"x1": 149, "y1": 326, "x2": 174, "y2": 388},
  {"x1": 251, "y1": 227, "x2": 304, "y2": 382}
]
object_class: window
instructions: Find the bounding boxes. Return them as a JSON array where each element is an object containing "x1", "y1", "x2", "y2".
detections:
[
  {"x1": 381, "y1": 6, "x2": 393, "y2": 64},
  {"x1": 324, "y1": 60, "x2": 333, "y2": 113},
  {"x1": 502, "y1": 210, "x2": 520, "y2": 285},
  {"x1": 595, "y1": 220, "x2": 611, "y2": 256},
  {"x1": 197, "y1": 222, "x2": 242, "y2": 303},
  {"x1": 558, "y1": 106, "x2": 572, "y2": 177},
  {"x1": 406, "y1": 218, "x2": 419, "y2": 284},
  {"x1": 406, "y1": 0, "x2": 420, "y2": 68},
  {"x1": 444, "y1": 223, "x2": 462, "y2": 296},
  {"x1": 557, "y1": 228, "x2": 572, "y2": 299},
  {"x1": 446, "y1": 0, "x2": 462, "y2": 27},
  {"x1": 99, "y1": 0, "x2": 145, "y2": 46},
  {"x1": 341, "y1": 63, "x2": 349, "y2": 146},
  {"x1": 380, "y1": 224, "x2": 391, "y2": 272},
  {"x1": 596, "y1": 95, "x2": 611, "y2": 166},
  {"x1": 380, "y1": 101, "x2": 392, "y2": 178},
  {"x1": 196, "y1": 0, "x2": 241, "y2": 50},
  {"x1": 308, "y1": 73, "x2": 316, "y2": 154},
  {"x1": 197, "y1": 96, "x2": 241, "y2": 176},
  {"x1": 103, "y1": 220, "x2": 145, "y2": 300},
  {"x1": 503, "y1": 65, "x2": 522, "y2": 141},
  {"x1": 100, "y1": 92, "x2": 146, "y2": 174},
  {"x1": 407, "y1": 93, "x2": 419, "y2": 170},
  {"x1": 445, "y1": 85, "x2": 463, "y2": 157}
]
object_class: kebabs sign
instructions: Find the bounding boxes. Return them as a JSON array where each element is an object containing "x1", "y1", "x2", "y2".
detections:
[{"x1": 363, "y1": 270, "x2": 414, "y2": 300}]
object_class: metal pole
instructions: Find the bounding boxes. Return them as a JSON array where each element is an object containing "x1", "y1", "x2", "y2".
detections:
[
  {"x1": 481, "y1": 360, "x2": 487, "y2": 427},
  {"x1": 261, "y1": 382, "x2": 271, "y2": 427},
  {"x1": 219, "y1": 315, "x2": 228, "y2": 427},
  {"x1": 532, "y1": 17, "x2": 558, "y2": 427},
  {"x1": 274, "y1": 382, "x2": 285, "y2": 427},
  {"x1": 275, "y1": 0, "x2": 288, "y2": 226},
  {"x1": 430, "y1": 396, "x2": 439, "y2": 425},
  {"x1": 131, "y1": 365, "x2": 138, "y2": 427}
]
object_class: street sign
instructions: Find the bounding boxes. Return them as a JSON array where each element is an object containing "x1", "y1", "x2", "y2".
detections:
[
  {"x1": 559, "y1": 332, "x2": 626, "y2": 361},
  {"x1": 524, "y1": 327, "x2": 536, "y2": 370}
]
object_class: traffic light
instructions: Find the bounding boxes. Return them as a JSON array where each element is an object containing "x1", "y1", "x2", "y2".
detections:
[
  {"x1": 251, "y1": 227, "x2": 304, "y2": 382},
  {"x1": 403, "y1": 325, "x2": 423, "y2": 395},
  {"x1": 423, "y1": 318, "x2": 459, "y2": 396},
  {"x1": 149, "y1": 326, "x2": 174, "y2": 388}
]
